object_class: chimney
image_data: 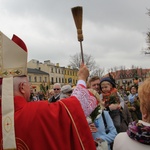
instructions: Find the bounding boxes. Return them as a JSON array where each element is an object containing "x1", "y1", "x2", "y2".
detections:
[
  {"x1": 44, "y1": 60, "x2": 51, "y2": 65},
  {"x1": 56, "y1": 63, "x2": 59, "y2": 67}
]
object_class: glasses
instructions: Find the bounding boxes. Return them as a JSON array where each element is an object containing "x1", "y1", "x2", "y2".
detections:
[{"x1": 53, "y1": 88, "x2": 60, "y2": 91}]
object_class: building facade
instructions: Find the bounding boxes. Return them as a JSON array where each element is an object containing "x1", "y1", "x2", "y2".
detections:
[
  {"x1": 64, "y1": 66, "x2": 78, "y2": 86},
  {"x1": 106, "y1": 68, "x2": 150, "y2": 90},
  {"x1": 27, "y1": 68, "x2": 49, "y2": 92},
  {"x1": 27, "y1": 59, "x2": 78, "y2": 89}
]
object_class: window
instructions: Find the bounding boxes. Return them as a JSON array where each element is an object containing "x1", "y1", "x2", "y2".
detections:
[
  {"x1": 34, "y1": 76, "x2": 37, "y2": 82},
  {"x1": 51, "y1": 77, "x2": 54, "y2": 84},
  {"x1": 45, "y1": 77, "x2": 47, "y2": 82},
  {"x1": 51, "y1": 68, "x2": 53, "y2": 73},
  {"x1": 68, "y1": 78, "x2": 72, "y2": 83},
  {"x1": 29, "y1": 76, "x2": 31, "y2": 82}
]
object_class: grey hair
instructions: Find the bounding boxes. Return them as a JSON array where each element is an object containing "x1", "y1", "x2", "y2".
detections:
[
  {"x1": 13, "y1": 76, "x2": 27, "y2": 92},
  {"x1": 53, "y1": 83, "x2": 61, "y2": 88}
]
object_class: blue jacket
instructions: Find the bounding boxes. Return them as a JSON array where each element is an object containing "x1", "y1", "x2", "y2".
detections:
[
  {"x1": 128, "y1": 93, "x2": 138, "y2": 104},
  {"x1": 92, "y1": 111, "x2": 117, "y2": 149}
]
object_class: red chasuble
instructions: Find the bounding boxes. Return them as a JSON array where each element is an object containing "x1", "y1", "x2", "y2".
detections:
[{"x1": 0, "y1": 96, "x2": 96, "y2": 150}]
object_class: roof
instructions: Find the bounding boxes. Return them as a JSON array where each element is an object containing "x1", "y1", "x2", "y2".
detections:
[
  {"x1": 27, "y1": 68, "x2": 49, "y2": 75},
  {"x1": 102, "y1": 68, "x2": 150, "y2": 80}
]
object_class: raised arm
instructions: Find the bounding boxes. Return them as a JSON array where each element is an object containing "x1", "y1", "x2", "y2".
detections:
[{"x1": 71, "y1": 64, "x2": 97, "y2": 117}]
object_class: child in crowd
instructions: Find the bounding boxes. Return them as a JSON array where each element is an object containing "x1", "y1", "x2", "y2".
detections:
[{"x1": 100, "y1": 74, "x2": 124, "y2": 133}]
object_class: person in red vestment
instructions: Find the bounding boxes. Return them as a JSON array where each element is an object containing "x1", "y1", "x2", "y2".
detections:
[{"x1": 0, "y1": 32, "x2": 98, "y2": 150}]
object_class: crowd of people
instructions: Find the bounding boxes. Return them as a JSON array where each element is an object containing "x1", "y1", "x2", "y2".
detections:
[
  {"x1": 0, "y1": 31, "x2": 150, "y2": 150},
  {"x1": 29, "y1": 73, "x2": 149, "y2": 150}
]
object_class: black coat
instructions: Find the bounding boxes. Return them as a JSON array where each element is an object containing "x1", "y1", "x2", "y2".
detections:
[{"x1": 49, "y1": 95, "x2": 60, "y2": 102}]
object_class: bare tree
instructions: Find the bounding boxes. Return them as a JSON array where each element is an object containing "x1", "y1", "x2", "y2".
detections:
[
  {"x1": 90, "y1": 66, "x2": 105, "y2": 78},
  {"x1": 69, "y1": 53, "x2": 97, "y2": 71},
  {"x1": 144, "y1": 8, "x2": 150, "y2": 54},
  {"x1": 107, "y1": 66, "x2": 118, "y2": 73},
  {"x1": 106, "y1": 66, "x2": 119, "y2": 80}
]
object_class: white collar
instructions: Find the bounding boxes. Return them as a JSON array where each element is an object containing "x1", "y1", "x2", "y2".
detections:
[{"x1": 139, "y1": 120, "x2": 150, "y2": 126}]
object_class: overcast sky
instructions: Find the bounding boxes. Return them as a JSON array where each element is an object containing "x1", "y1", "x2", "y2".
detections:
[{"x1": 0, "y1": 0, "x2": 150, "y2": 71}]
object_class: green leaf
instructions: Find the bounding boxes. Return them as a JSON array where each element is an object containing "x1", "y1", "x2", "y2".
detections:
[{"x1": 90, "y1": 105, "x2": 101, "y2": 122}]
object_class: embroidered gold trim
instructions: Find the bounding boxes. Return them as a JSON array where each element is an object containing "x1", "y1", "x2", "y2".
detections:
[
  {"x1": 1, "y1": 137, "x2": 29, "y2": 150},
  {"x1": 0, "y1": 68, "x2": 26, "y2": 77},
  {"x1": 2, "y1": 77, "x2": 16, "y2": 149},
  {"x1": 4, "y1": 116, "x2": 12, "y2": 132}
]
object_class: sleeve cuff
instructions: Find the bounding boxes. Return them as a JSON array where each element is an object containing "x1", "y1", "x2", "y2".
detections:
[{"x1": 77, "y1": 80, "x2": 86, "y2": 87}]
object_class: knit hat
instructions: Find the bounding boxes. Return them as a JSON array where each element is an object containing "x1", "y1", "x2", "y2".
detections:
[
  {"x1": 0, "y1": 31, "x2": 27, "y2": 149},
  {"x1": 100, "y1": 77, "x2": 116, "y2": 91}
]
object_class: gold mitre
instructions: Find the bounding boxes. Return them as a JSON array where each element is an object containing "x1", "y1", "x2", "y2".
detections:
[
  {"x1": 0, "y1": 31, "x2": 27, "y2": 77},
  {"x1": 0, "y1": 31, "x2": 28, "y2": 149}
]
